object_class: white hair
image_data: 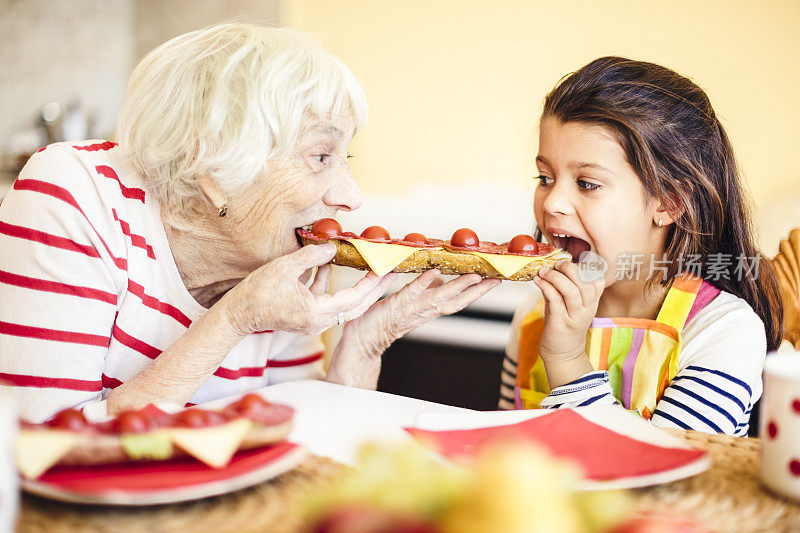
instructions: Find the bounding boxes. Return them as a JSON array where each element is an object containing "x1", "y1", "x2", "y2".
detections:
[{"x1": 116, "y1": 23, "x2": 368, "y2": 226}]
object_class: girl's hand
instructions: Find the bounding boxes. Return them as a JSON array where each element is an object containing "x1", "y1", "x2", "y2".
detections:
[
  {"x1": 221, "y1": 243, "x2": 396, "y2": 336},
  {"x1": 534, "y1": 260, "x2": 605, "y2": 365}
]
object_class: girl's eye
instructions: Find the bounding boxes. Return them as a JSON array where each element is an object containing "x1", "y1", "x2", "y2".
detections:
[
  {"x1": 316, "y1": 154, "x2": 330, "y2": 164},
  {"x1": 536, "y1": 175, "x2": 554, "y2": 186},
  {"x1": 577, "y1": 179, "x2": 601, "y2": 191},
  {"x1": 347, "y1": 154, "x2": 353, "y2": 159}
]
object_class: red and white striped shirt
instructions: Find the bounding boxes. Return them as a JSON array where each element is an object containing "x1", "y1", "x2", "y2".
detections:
[{"x1": 0, "y1": 141, "x2": 324, "y2": 422}]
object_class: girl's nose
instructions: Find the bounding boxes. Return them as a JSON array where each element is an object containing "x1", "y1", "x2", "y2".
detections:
[
  {"x1": 323, "y1": 165, "x2": 363, "y2": 212},
  {"x1": 541, "y1": 182, "x2": 575, "y2": 216}
]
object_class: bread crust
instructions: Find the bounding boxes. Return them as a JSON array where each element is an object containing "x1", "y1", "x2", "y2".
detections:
[{"x1": 300, "y1": 235, "x2": 571, "y2": 281}]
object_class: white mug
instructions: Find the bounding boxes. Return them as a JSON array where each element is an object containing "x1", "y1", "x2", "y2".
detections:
[
  {"x1": 760, "y1": 353, "x2": 800, "y2": 500},
  {"x1": 0, "y1": 387, "x2": 19, "y2": 532}
]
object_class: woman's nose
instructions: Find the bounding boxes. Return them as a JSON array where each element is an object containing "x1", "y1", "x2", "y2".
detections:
[{"x1": 323, "y1": 166, "x2": 363, "y2": 212}]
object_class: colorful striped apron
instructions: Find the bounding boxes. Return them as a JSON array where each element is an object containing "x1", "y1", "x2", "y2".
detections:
[{"x1": 514, "y1": 274, "x2": 720, "y2": 418}]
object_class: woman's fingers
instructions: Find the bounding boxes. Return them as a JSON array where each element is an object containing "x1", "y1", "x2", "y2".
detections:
[
  {"x1": 322, "y1": 271, "x2": 396, "y2": 315},
  {"x1": 340, "y1": 273, "x2": 397, "y2": 321},
  {"x1": 416, "y1": 274, "x2": 487, "y2": 316},
  {"x1": 431, "y1": 274, "x2": 483, "y2": 300},
  {"x1": 428, "y1": 277, "x2": 445, "y2": 289},
  {"x1": 309, "y1": 264, "x2": 332, "y2": 295},
  {"x1": 282, "y1": 243, "x2": 337, "y2": 277},
  {"x1": 394, "y1": 269, "x2": 441, "y2": 304},
  {"x1": 436, "y1": 278, "x2": 500, "y2": 315}
]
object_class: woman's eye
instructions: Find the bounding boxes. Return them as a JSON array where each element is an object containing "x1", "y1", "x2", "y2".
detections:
[
  {"x1": 536, "y1": 175, "x2": 554, "y2": 186},
  {"x1": 577, "y1": 179, "x2": 600, "y2": 191},
  {"x1": 315, "y1": 154, "x2": 330, "y2": 164}
]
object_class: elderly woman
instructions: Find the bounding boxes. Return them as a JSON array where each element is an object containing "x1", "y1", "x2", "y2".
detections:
[{"x1": 0, "y1": 24, "x2": 498, "y2": 422}]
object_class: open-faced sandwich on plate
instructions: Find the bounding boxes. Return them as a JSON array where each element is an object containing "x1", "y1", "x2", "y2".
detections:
[{"x1": 15, "y1": 393, "x2": 293, "y2": 479}]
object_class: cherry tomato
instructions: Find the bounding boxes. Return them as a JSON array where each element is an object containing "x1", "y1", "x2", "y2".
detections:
[
  {"x1": 508, "y1": 234, "x2": 539, "y2": 254},
  {"x1": 176, "y1": 408, "x2": 226, "y2": 428},
  {"x1": 48, "y1": 409, "x2": 89, "y2": 432},
  {"x1": 230, "y1": 393, "x2": 270, "y2": 415},
  {"x1": 360, "y1": 226, "x2": 391, "y2": 241},
  {"x1": 114, "y1": 410, "x2": 155, "y2": 434},
  {"x1": 176, "y1": 409, "x2": 207, "y2": 428},
  {"x1": 403, "y1": 232, "x2": 429, "y2": 244},
  {"x1": 311, "y1": 218, "x2": 343, "y2": 238},
  {"x1": 450, "y1": 228, "x2": 479, "y2": 247}
]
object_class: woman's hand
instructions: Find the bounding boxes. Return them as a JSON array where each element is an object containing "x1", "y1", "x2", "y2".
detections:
[
  {"x1": 351, "y1": 270, "x2": 500, "y2": 350},
  {"x1": 220, "y1": 243, "x2": 396, "y2": 336},
  {"x1": 534, "y1": 260, "x2": 604, "y2": 387},
  {"x1": 326, "y1": 270, "x2": 500, "y2": 388}
]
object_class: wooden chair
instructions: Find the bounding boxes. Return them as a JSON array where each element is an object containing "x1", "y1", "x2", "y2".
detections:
[
  {"x1": 771, "y1": 228, "x2": 800, "y2": 349},
  {"x1": 746, "y1": 228, "x2": 800, "y2": 436}
]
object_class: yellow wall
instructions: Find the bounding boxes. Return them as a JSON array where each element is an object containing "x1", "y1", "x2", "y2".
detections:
[{"x1": 285, "y1": 0, "x2": 800, "y2": 208}]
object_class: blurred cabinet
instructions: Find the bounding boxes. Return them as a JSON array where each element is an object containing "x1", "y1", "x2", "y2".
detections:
[{"x1": 377, "y1": 311, "x2": 513, "y2": 411}]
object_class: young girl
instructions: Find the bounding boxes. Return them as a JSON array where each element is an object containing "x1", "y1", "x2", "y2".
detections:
[{"x1": 499, "y1": 57, "x2": 783, "y2": 436}]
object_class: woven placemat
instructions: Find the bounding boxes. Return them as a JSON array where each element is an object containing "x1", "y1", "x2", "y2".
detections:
[
  {"x1": 633, "y1": 430, "x2": 800, "y2": 533},
  {"x1": 16, "y1": 456, "x2": 348, "y2": 533}
]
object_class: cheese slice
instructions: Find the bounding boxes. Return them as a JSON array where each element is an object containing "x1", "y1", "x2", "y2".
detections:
[
  {"x1": 168, "y1": 418, "x2": 252, "y2": 468},
  {"x1": 467, "y1": 248, "x2": 571, "y2": 278},
  {"x1": 16, "y1": 429, "x2": 81, "y2": 479},
  {"x1": 465, "y1": 251, "x2": 541, "y2": 278},
  {"x1": 344, "y1": 238, "x2": 429, "y2": 276}
]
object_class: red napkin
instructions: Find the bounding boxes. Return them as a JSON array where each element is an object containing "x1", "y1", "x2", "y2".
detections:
[
  {"x1": 405, "y1": 409, "x2": 706, "y2": 481},
  {"x1": 37, "y1": 441, "x2": 299, "y2": 493}
]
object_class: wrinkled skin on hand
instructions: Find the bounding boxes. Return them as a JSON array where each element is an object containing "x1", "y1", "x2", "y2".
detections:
[
  {"x1": 325, "y1": 267, "x2": 500, "y2": 388},
  {"x1": 345, "y1": 269, "x2": 500, "y2": 354},
  {"x1": 220, "y1": 243, "x2": 499, "y2": 389},
  {"x1": 221, "y1": 243, "x2": 396, "y2": 336}
]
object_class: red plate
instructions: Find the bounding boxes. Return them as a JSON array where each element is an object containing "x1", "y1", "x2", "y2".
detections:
[
  {"x1": 22, "y1": 441, "x2": 308, "y2": 506},
  {"x1": 406, "y1": 409, "x2": 710, "y2": 489}
]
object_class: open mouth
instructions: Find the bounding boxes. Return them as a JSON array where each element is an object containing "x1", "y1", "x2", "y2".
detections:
[
  {"x1": 550, "y1": 232, "x2": 591, "y2": 263},
  {"x1": 295, "y1": 224, "x2": 314, "y2": 246}
]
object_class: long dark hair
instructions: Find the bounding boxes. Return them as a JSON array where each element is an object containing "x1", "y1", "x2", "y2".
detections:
[{"x1": 542, "y1": 56, "x2": 783, "y2": 350}]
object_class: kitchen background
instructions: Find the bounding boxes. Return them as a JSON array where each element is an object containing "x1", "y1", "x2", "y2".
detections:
[{"x1": 2, "y1": 0, "x2": 799, "y2": 408}]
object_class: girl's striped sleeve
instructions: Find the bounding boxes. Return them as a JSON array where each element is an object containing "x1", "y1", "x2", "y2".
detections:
[{"x1": 538, "y1": 371, "x2": 619, "y2": 409}]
